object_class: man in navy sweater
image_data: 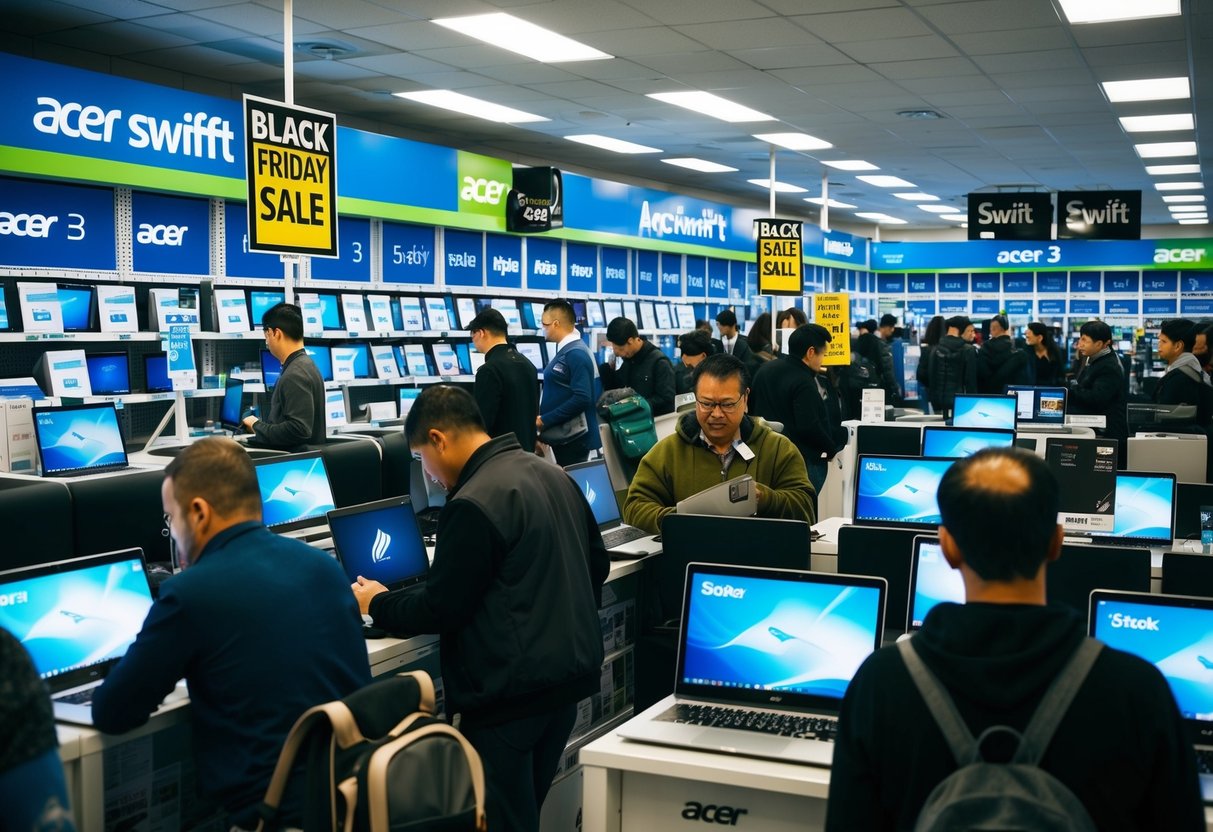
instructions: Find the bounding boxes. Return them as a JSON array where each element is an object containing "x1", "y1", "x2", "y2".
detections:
[
  {"x1": 92, "y1": 438, "x2": 370, "y2": 827},
  {"x1": 538, "y1": 299, "x2": 601, "y2": 466}
]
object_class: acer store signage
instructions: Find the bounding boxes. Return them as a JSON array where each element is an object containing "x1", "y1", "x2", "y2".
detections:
[
  {"x1": 967, "y1": 192, "x2": 1053, "y2": 241},
  {"x1": 0, "y1": 177, "x2": 116, "y2": 271},
  {"x1": 243, "y1": 95, "x2": 338, "y2": 257},
  {"x1": 506, "y1": 166, "x2": 563, "y2": 233},
  {"x1": 131, "y1": 191, "x2": 209, "y2": 274},
  {"x1": 458, "y1": 150, "x2": 511, "y2": 225},
  {"x1": 1057, "y1": 190, "x2": 1141, "y2": 240}
]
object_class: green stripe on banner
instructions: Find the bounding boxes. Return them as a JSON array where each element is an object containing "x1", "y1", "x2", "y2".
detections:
[{"x1": 0, "y1": 146, "x2": 245, "y2": 198}]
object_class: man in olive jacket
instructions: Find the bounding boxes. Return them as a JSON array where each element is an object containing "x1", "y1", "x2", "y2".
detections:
[{"x1": 622, "y1": 353, "x2": 816, "y2": 535}]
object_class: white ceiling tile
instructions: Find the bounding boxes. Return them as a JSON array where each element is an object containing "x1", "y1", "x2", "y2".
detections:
[
  {"x1": 789, "y1": 8, "x2": 933, "y2": 42},
  {"x1": 916, "y1": 0, "x2": 1061, "y2": 34},
  {"x1": 679, "y1": 18, "x2": 822, "y2": 50},
  {"x1": 621, "y1": 0, "x2": 775, "y2": 26},
  {"x1": 836, "y1": 35, "x2": 961, "y2": 63},
  {"x1": 950, "y1": 27, "x2": 1070, "y2": 55}
]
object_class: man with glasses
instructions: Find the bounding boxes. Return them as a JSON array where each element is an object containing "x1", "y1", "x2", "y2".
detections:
[
  {"x1": 622, "y1": 353, "x2": 816, "y2": 534},
  {"x1": 537, "y1": 299, "x2": 601, "y2": 466},
  {"x1": 468, "y1": 307, "x2": 539, "y2": 447},
  {"x1": 241, "y1": 302, "x2": 325, "y2": 449}
]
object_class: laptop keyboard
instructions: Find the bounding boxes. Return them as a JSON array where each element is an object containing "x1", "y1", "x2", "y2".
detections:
[
  {"x1": 1197, "y1": 749, "x2": 1213, "y2": 775},
  {"x1": 56, "y1": 689, "x2": 95, "y2": 706},
  {"x1": 602, "y1": 525, "x2": 647, "y2": 549},
  {"x1": 658, "y1": 703, "x2": 837, "y2": 742}
]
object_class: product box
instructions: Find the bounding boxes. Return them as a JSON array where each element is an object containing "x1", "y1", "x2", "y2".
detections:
[{"x1": 0, "y1": 398, "x2": 36, "y2": 473}]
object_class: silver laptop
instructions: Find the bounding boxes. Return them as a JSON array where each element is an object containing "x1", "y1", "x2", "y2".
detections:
[
  {"x1": 0, "y1": 548, "x2": 166, "y2": 725},
  {"x1": 564, "y1": 459, "x2": 660, "y2": 558},
  {"x1": 676, "y1": 475, "x2": 757, "y2": 518},
  {"x1": 618, "y1": 562, "x2": 887, "y2": 766},
  {"x1": 1088, "y1": 590, "x2": 1213, "y2": 802}
]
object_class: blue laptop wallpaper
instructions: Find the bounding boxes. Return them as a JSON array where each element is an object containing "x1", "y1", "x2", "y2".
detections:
[
  {"x1": 565, "y1": 462, "x2": 620, "y2": 526},
  {"x1": 328, "y1": 502, "x2": 429, "y2": 589},
  {"x1": 255, "y1": 456, "x2": 336, "y2": 529},
  {"x1": 304, "y1": 345, "x2": 334, "y2": 381},
  {"x1": 85, "y1": 353, "x2": 131, "y2": 396},
  {"x1": 35, "y1": 406, "x2": 126, "y2": 475},
  {"x1": 921, "y1": 427, "x2": 1014, "y2": 459},
  {"x1": 952, "y1": 395, "x2": 1016, "y2": 429},
  {"x1": 57, "y1": 285, "x2": 94, "y2": 331},
  {"x1": 249, "y1": 290, "x2": 285, "y2": 326},
  {"x1": 1111, "y1": 474, "x2": 1174, "y2": 542},
  {"x1": 910, "y1": 539, "x2": 965, "y2": 629},
  {"x1": 260, "y1": 349, "x2": 282, "y2": 388},
  {"x1": 854, "y1": 456, "x2": 954, "y2": 527}
]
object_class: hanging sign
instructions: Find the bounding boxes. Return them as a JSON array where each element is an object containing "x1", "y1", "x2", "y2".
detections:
[{"x1": 755, "y1": 219, "x2": 803, "y2": 296}]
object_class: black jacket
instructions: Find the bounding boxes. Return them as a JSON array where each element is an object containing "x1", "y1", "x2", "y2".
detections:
[
  {"x1": 713, "y1": 333, "x2": 759, "y2": 377},
  {"x1": 856, "y1": 332, "x2": 899, "y2": 401},
  {"x1": 603, "y1": 340, "x2": 676, "y2": 415},
  {"x1": 1069, "y1": 350, "x2": 1128, "y2": 441},
  {"x1": 1154, "y1": 353, "x2": 1213, "y2": 426},
  {"x1": 369, "y1": 435, "x2": 610, "y2": 726},
  {"x1": 926, "y1": 334, "x2": 978, "y2": 412},
  {"x1": 474, "y1": 343, "x2": 540, "y2": 447},
  {"x1": 977, "y1": 335, "x2": 1029, "y2": 393},
  {"x1": 749, "y1": 355, "x2": 847, "y2": 465},
  {"x1": 251, "y1": 348, "x2": 325, "y2": 449}
]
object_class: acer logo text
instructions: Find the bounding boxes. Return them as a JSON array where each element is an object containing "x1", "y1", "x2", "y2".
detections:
[
  {"x1": 682, "y1": 802, "x2": 749, "y2": 825},
  {"x1": 461, "y1": 177, "x2": 507, "y2": 205},
  {"x1": 136, "y1": 223, "x2": 188, "y2": 246}
]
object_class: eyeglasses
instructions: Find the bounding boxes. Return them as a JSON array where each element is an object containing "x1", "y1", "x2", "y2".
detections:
[{"x1": 695, "y1": 396, "x2": 744, "y2": 414}]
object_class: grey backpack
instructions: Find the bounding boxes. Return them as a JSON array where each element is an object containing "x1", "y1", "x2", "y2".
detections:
[{"x1": 898, "y1": 637, "x2": 1103, "y2": 832}]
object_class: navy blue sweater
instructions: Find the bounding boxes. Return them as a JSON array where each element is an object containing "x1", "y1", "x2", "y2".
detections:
[{"x1": 540, "y1": 337, "x2": 601, "y2": 450}]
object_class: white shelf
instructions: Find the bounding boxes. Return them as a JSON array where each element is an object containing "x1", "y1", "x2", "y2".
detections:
[
  {"x1": 0, "y1": 331, "x2": 161, "y2": 343},
  {"x1": 36, "y1": 389, "x2": 224, "y2": 406}
]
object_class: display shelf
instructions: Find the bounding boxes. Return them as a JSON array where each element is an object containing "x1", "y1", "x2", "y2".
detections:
[
  {"x1": 35, "y1": 389, "x2": 223, "y2": 406},
  {"x1": 0, "y1": 331, "x2": 162, "y2": 343}
]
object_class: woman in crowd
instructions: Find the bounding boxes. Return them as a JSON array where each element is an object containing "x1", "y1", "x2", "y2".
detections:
[{"x1": 1025, "y1": 322, "x2": 1062, "y2": 386}]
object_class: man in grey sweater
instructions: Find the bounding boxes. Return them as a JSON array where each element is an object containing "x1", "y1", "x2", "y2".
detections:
[{"x1": 242, "y1": 302, "x2": 326, "y2": 449}]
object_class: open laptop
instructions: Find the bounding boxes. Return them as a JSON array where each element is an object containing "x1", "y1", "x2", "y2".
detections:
[
  {"x1": 618, "y1": 562, "x2": 887, "y2": 766},
  {"x1": 326, "y1": 496, "x2": 429, "y2": 591},
  {"x1": 676, "y1": 475, "x2": 757, "y2": 518},
  {"x1": 0, "y1": 548, "x2": 167, "y2": 725},
  {"x1": 1088, "y1": 590, "x2": 1213, "y2": 802},
  {"x1": 906, "y1": 535, "x2": 965, "y2": 633},
  {"x1": 1067, "y1": 471, "x2": 1176, "y2": 549},
  {"x1": 853, "y1": 455, "x2": 956, "y2": 530},
  {"x1": 33, "y1": 402, "x2": 133, "y2": 477},
  {"x1": 950, "y1": 394, "x2": 1016, "y2": 429},
  {"x1": 564, "y1": 459, "x2": 660, "y2": 558},
  {"x1": 920, "y1": 426, "x2": 1015, "y2": 459},
  {"x1": 219, "y1": 377, "x2": 247, "y2": 434},
  {"x1": 253, "y1": 451, "x2": 337, "y2": 537},
  {"x1": 1006, "y1": 385, "x2": 1069, "y2": 432}
]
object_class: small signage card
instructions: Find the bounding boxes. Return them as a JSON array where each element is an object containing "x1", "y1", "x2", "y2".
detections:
[
  {"x1": 18, "y1": 282, "x2": 63, "y2": 332},
  {"x1": 212, "y1": 289, "x2": 251, "y2": 334},
  {"x1": 1045, "y1": 437, "x2": 1117, "y2": 532},
  {"x1": 860, "y1": 388, "x2": 886, "y2": 423},
  {"x1": 96, "y1": 285, "x2": 139, "y2": 333}
]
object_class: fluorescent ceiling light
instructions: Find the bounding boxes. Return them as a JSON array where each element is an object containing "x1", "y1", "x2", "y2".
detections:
[
  {"x1": 432, "y1": 13, "x2": 612, "y2": 62},
  {"x1": 751, "y1": 132, "x2": 832, "y2": 150},
  {"x1": 919, "y1": 205, "x2": 957, "y2": 213},
  {"x1": 1179, "y1": 218, "x2": 1209, "y2": 225},
  {"x1": 1118, "y1": 113, "x2": 1194, "y2": 133},
  {"x1": 939, "y1": 213, "x2": 968, "y2": 222},
  {"x1": 393, "y1": 90, "x2": 547, "y2": 123},
  {"x1": 1146, "y1": 163, "x2": 1201, "y2": 175},
  {"x1": 1162, "y1": 194, "x2": 1206, "y2": 203},
  {"x1": 747, "y1": 178, "x2": 808, "y2": 193},
  {"x1": 1135, "y1": 141, "x2": 1198, "y2": 158},
  {"x1": 1057, "y1": 0, "x2": 1179, "y2": 24},
  {"x1": 893, "y1": 192, "x2": 938, "y2": 201},
  {"x1": 855, "y1": 212, "x2": 908, "y2": 224},
  {"x1": 804, "y1": 196, "x2": 857, "y2": 208},
  {"x1": 1155, "y1": 181, "x2": 1204, "y2": 191},
  {"x1": 564, "y1": 134, "x2": 660, "y2": 154},
  {"x1": 820, "y1": 159, "x2": 879, "y2": 171},
  {"x1": 1174, "y1": 211, "x2": 1208, "y2": 217},
  {"x1": 1102, "y1": 77, "x2": 1190, "y2": 103},
  {"x1": 648, "y1": 91, "x2": 774, "y2": 123},
  {"x1": 1169, "y1": 204, "x2": 1208, "y2": 212},
  {"x1": 857, "y1": 175, "x2": 916, "y2": 188},
  {"x1": 660, "y1": 157, "x2": 738, "y2": 173}
]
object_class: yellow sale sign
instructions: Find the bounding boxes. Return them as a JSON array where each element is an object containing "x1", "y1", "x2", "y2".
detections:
[{"x1": 814, "y1": 293, "x2": 851, "y2": 366}]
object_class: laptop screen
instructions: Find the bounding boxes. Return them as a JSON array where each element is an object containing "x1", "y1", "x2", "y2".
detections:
[
  {"x1": 254, "y1": 452, "x2": 337, "y2": 532},
  {"x1": 677, "y1": 563, "x2": 886, "y2": 710},
  {"x1": 249, "y1": 290, "x2": 285, "y2": 326},
  {"x1": 1109, "y1": 472, "x2": 1176, "y2": 544},
  {"x1": 0, "y1": 549, "x2": 153, "y2": 690},
  {"x1": 908, "y1": 535, "x2": 965, "y2": 631},
  {"x1": 921, "y1": 426, "x2": 1015, "y2": 459},
  {"x1": 1006, "y1": 385, "x2": 1067, "y2": 426},
  {"x1": 327, "y1": 497, "x2": 429, "y2": 591},
  {"x1": 304, "y1": 345, "x2": 334, "y2": 381},
  {"x1": 33, "y1": 403, "x2": 128, "y2": 477},
  {"x1": 219, "y1": 379, "x2": 244, "y2": 432},
  {"x1": 260, "y1": 349, "x2": 283, "y2": 388},
  {"x1": 86, "y1": 352, "x2": 131, "y2": 396},
  {"x1": 144, "y1": 353, "x2": 172, "y2": 393},
  {"x1": 853, "y1": 455, "x2": 955, "y2": 529},
  {"x1": 516, "y1": 342, "x2": 545, "y2": 371},
  {"x1": 951, "y1": 394, "x2": 1016, "y2": 429},
  {"x1": 58, "y1": 284, "x2": 95, "y2": 332},
  {"x1": 564, "y1": 460, "x2": 621, "y2": 529}
]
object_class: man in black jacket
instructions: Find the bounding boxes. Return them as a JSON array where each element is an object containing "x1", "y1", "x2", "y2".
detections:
[
  {"x1": 242, "y1": 302, "x2": 325, "y2": 449},
  {"x1": 352, "y1": 386, "x2": 609, "y2": 832},
  {"x1": 856, "y1": 318, "x2": 900, "y2": 404},
  {"x1": 1153, "y1": 318, "x2": 1213, "y2": 426},
  {"x1": 712, "y1": 309, "x2": 755, "y2": 369},
  {"x1": 749, "y1": 323, "x2": 847, "y2": 496},
  {"x1": 602, "y1": 316, "x2": 676, "y2": 415},
  {"x1": 1069, "y1": 319, "x2": 1128, "y2": 455},
  {"x1": 927, "y1": 316, "x2": 978, "y2": 415},
  {"x1": 977, "y1": 314, "x2": 1029, "y2": 393},
  {"x1": 468, "y1": 307, "x2": 540, "y2": 447},
  {"x1": 827, "y1": 447, "x2": 1203, "y2": 831}
]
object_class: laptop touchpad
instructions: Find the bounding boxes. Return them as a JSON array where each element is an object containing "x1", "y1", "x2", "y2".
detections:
[{"x1": 693, "y1": 729, "x2": 791, "y2": 756}]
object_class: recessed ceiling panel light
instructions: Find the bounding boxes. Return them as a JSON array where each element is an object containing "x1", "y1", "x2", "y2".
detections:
[
  {"x1": 1119, "y1": 113, "x2": 1194, "y2": 132},
  {"x1": 393, "y1": 90, "x2": 548, "y2": 123},
  {"x1": 804, "y1": 197, "x2": 857, "y2": 208},
  {"x1": 1179, "y1": 218, "x2": 1209, "y2": 225},
  {"x1": 1135, "y1": 141, "x2": 1198, "y2": 158},
  {"x1": 1174, "y1": 210, "x2": 1209, "y2": 217},
  {"x1": 564, "y1": 134, "x2": 661, "y2": 153},
  {"x1": 1155, "y1": 181, "x2": 1204, "y2": 191},
  {"x1": 1169, "y1": 204, "x2": 1208, "y2": 212},
  {"x1": 820, "y1": 159, "x2": 879, "y2": 171},
  {"x1": 855, "y1": 212, "x2": 908, "y2": 224},
  {"x1": 893, "y1": 192, "x2": 939, "y2": 201},
  {"x1": 751, "y1": 132, "x2": 833, "y2": 150},
  {"x1": 857, "y1": 175, "x2": 916, "y2": 188},
  {"x1": 1162, "y1": 194, "x2": 1206, "y2": 203},
  {"x1": 432, "y1": 13, "x2": 612, "y2": 62},
  {"x1": 1058, "y1": 0, "x2": 1179, "y2": 24},
  {"x1": 661, "y1": 157, "x2": 738, "y2": 173},
  {"x1": 1146, "y1": 163, "x2": 1201, "y2": 175},
  {"x1": 919, "y1": 205, "x2": 956, "y2": 213},
  {"x1": 939, "y1": 213, "x2": 968, "y2": 221},
  {"x1": 648, "y1": 91, "x2": 774, "y2": 123},
  {"x1": 1102, "y1": 77, "x2": 1190, "y2": 102},
  {"x1": 747, "y1": 178, "x2": 807, "y2": 193}
]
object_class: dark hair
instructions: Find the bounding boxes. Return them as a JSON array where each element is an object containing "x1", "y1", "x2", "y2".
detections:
[
  {"x1": 879, "y1": 313, "x2": 898, "y2": 328},
  {"x1": 859, "y1": 319, "x2": 879, "y2": 333},
  {"x1": 606, "y1": 317, "x2": 639, "y2": 346},
  {"x1": 679, "y1": 330, "x2": 713, "y2": 357},
  {"x1": 695, "y1": 319, "x2": 711, "y2": 332},
  {"x1": 1160, "y1": 318, "x2": 1196, "y2": 352},
  {"x1": 715, "y1": 309, "x2": 738, "y2": 328},
  {"x1": 923, "y1": 315, "x2": 945, "y2": 347},
  {"x1": 164, "y1": 437, "x2": 261, "y2": 518},
  {"x1": 990, "y1": 314, "x2": 1009, "y2": 332},
  {"x1": 937, "y1": 447, "x2": 1060, "y2": 581},
  {"x1": 543, "y1": 299, "x2": 575, "y2": 326},
  {"x1": 777, "y1": 307, "x2": 808, "y2": 328},
  {"x1": 1079, "y1": 319, "x2": 1113, "y2": 344},
  {"x1": 746, "y1": 313, "x2": 772, "y2": 352},
  {"x1": 788, "y1": 323, "x2": 831, "y2": 359},
  {"x1": 692, "y1": 352, "x2": 751, "y2": 396},
  {"x1": 404, "y1": 385, "x2": 486, "y2": 446},
  {"x1": 261, "y1": 302, "x2": 304, "y2": 341},
  {"x1": 1026, "y1": 322, "x2": 1061, "y2": 364},
  {"x1": 467, "y1": 307, "x2": 507, "y2": 336},
  {"x1": 945, "y1": 315, "x2": 972, "y2": 334}
]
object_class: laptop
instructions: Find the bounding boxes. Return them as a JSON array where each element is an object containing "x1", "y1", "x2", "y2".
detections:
[
  {"x1": 1088, "y1": 590, "x2": 1213, "y2": 801},
  {"x1": 0, "y1": 548, "x2": 171, "y2": 726},
  {"x1": 676, "y1": 475, "x2": 757, "y2": 519},
  {"x1": 950, "y1": 394, "x2": 1016, "y2": 429},
  {"x1": 33, "y1": 402, "x2": 133, "y2": 477},
  {"x1": 564, "y1": 459, "x2": 660, "y2": 558},
  {"x1": 920, "y1": 426, "x2": 1015, "y2": 459},
  {"x1": 219, "y1": 377, "x2": 247, "y2": 433},
  {"x1": 326, "y1": 496, "x2": 429, "y2": 591},
  {"x1": 906, "y1": 535, "x2": 965, "y2": 632},
  {"x1": 253, "y1": 451, "x2": 337, "y2": 536},
  {"x1": 618, "y1": 562, "x2": 887, "y2": 766},
  {"x1": 1006, "y1": 385, "x2": 1069, "y2": 432},
  {"x1": 853, "y1": 455, "x2": 956, "y2": 530},
  {"x1": 1069, "y1": 472, "x2": 1176, "y2": 549}
]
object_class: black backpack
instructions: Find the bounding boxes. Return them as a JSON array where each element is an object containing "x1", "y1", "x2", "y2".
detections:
[
  {"x1": 929, "y1": 341, "x2": 965, "y2": 411},
  {"x1": 898, "y1": 637, "x2": 1103, "y2": 832},
  {"x1": 256, "y1": 671, "x2": 486, "y2": 832}
]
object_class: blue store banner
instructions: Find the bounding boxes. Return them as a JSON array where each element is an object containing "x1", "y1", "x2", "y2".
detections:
[
  {"x1": 1181, "y1": 273, "x2": 1213, "y2": 293},
  {"x1": 1104, "y1": 271, "x2": 1139, "y2": 293},
  {"x1": 1143, "y1": 298, "x2": 1178, "y2": 316},
  {"x1": 939, "y1": 274, "x2": 969, "y2": 293},
  {"x1": 1070, "y1": 273, "x2": 1098, "y2": 293},
  {"x1": 872, "y1": 238, "x2": 1213, "y2": 272},
  {"x1": 131, "y1": 191, "x2": 209, "y2": 275},
  {"x1": 907, "y1": 274, "x2": 935, "y2": 294},
  {"x1": 0, "y1": 177, "x2": 116, "y2": 270},
  {"x1": 1182, "y1": 299, "x2": 1213, "y2": 316},
  {"x1": 1070, "y1": 299, "x2": 1100, "y2": 315},
  {"x1": 1006, "y1": 300, "x2": 1033, "y2": 316},
  {"x1": 485, "y1": 234, "x2": 523, "y2": 289},
  {"x1": 1039, "y1": 299, "x2": 1065, "y2": 316},
  {"x1": 567, "y1": 243, "x2": 599, "y2": 293},
  {"x1": 972, "y1": 274, "x2": 999, "y2": 293},
  {"x1": 635, "y1": 250, "x2": 659, "y2": 297},
  {"x1": 708, "y1": 258, "x2": 729, "y2": 299},
  {"x1": 443, "y1": 229, "x2": 483, "y2": 287},
  {"x1": 685, "y1": 257, "x2": 706, "y2": 298},
  {"x1": 310, "y1": 217, "x2": 371, "y2": 282},
  {"x1": 973, "y1": 299, "x2": 1001, "y2": 315},
  {"x1": 1037, "y1": 273, "x2": 1066, "y2": 293},
  {"x1": 939, "y1": 298, "x2": 969, "y2": 313},
  {"x1": 1003, "y1": 274, "x2": 1033, "y2": 293},
  {"x1": 907, "y1": 300, "x2": 936, "y2": 315},
  {"x1": 1143, "y1": 271, "x2": 1177, "y2": 293},
  {"x1": 381, "y1": 222, "x2": 436, "y2": 284},
  {"x1": 661, "y1": 253, "x2": 683, "y2": 297},
  {"x1": 877, "y1": 274, "x2": 905, "y2": 294},
  {"x1": 224, "y1": 202, "x2": 282, "y2": 279},
  {"x1": 730, "y1": 261, "x2": 750, "y2": 301},
  {"x1": 526, "y1": 237, "x2": 562, "y2": 292},
  {"x1": 601, "y1": 247, "x2": 629, "y2": 295},
  {"x1": 815, "y1": 229, "x2": 868, "y2": 268}
]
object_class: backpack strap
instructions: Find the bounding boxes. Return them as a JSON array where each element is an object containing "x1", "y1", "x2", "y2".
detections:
[
  {"x1": 1012, "y1": 638, "x2": 1103, "y2": 765},
  {"x1": 897, "y1": 637, "x2": 977, "y2": 766}
]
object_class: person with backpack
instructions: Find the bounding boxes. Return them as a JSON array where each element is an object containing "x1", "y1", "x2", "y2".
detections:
[
  {"x1": 1068, "y1": 319, "x2": 1128, "y2": 454},
  {"x1": 916, "y1": 315, "x2": 944, "y2": 405},
  {"x1": 977, "y1": 314, "x2": 1029, "y2": 393},
  {"x1": 856, "y1": 319, "x2": 900, "y2": 404},
  {"x1": 927, "y1": 315, "x2": 978, "y2": 415},
  {"x1": 601, "y1": 316, "x2": 676, "y2": 415},
  {"x1": 1153, "y1": 318, "x2": 1213, "y2": 427},
  {"x1": 825, "y1": 447, "x2": 1202, "y2": 831}
]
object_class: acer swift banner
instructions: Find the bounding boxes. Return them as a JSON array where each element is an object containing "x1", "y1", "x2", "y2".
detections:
[
  {"x1": 243, "y1": 95, "x2": 338, "y2": 257},
  {"x1": 1057, "y1": 190, "x2": 1141, "y2": 240},
  {"x1": 755, "y1": 219, "x2": 803, "y2": 296},
  {"x1": 967, "y1": 192, "x2": 1053, "y2": 241}
]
